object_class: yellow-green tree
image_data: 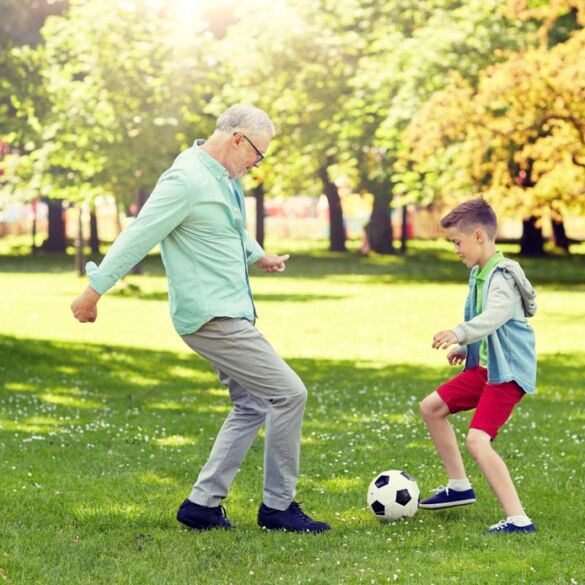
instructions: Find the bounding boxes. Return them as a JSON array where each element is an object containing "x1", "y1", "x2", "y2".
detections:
[
  {"x1": 333, "y1": 0, "x2": 529, "y2": 253},
  {"x1": 400, "y1": 2, "x2": 585, "y2": 254}
]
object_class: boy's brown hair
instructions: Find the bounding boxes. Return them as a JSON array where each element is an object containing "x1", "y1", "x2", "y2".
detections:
[{"x1": 440, "y1": 198, "x2": 497, "y2": 239}]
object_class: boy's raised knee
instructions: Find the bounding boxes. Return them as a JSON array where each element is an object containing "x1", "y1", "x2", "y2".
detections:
[{"x1": 420, "y1": 394, "x2": 445, "y2": 420}]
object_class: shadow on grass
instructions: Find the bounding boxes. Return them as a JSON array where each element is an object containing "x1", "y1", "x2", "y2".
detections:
[
  {"x1": 1, "y1": 333, "x2": 583, "y2": 432},
  {"x1": 2, "y1": 242, "x2": 584, "y2": 286},
  {"x1": 112, "y1": 285, "x2": 346, "y2": 303},
  {"x1": 0, "y1": 334, "x2": 584, "y2": 536},
  {"x1": 0, "y1": 335, "x2": 585, "y2": 584}
]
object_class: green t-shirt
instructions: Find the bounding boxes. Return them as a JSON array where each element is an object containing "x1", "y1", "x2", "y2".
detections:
[{"x1": 475, "y1": 251, "x2": 505, "y2": 367}]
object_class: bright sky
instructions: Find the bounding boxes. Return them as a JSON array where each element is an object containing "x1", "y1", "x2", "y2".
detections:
[
  {"x1": 141, "y1": 0, "x2": 237, "y2": 19},
  {"x1": 119, "y1": 0, "x2": 292, "y2": 39}
]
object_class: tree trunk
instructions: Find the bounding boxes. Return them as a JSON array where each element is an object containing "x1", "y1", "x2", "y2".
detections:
[
  {"x1": 551, "y1": 218, "x2": 570, "y2": 252},
  {"x1": 253, "y1": 183, "x2": 265, "y2": 249},
  {"x1": 400, "y1": 205, "x2": 408, "y2": 255},
  {"x1": 516, "y1": 161, "x2": 546, "y2": 256},
  {"x1": 75, "y1": 204, "x2": 85, "y2": 276},
  {"x1": 365, "y1": 189, "x2": 394, "y2": 254},
  {"x1": 42, "y1": 197, "x2": 67, "y2": 252},
  {"x1": 31, "y1": 197, "x2": 38, "y2": 255},
  {"x1": 520, "y1": 216, "x2": 545, "y2": 256},
  {"x1": 89, "y1": 205, "x2": 100, "y2": 254},
  {"x1": 131, "y1": 187, "x2": 148, "y2": 275},
  {"x1": 318, "y1": 164, "x2": 346, "y2": 252},
  {"x1": 115, "y1": 198, "x2": 124, "y2": 236}
]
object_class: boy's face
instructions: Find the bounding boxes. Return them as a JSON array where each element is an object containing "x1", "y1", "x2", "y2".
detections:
[{"x1": 446, "y1": 225, "x2": 485, "y2": 268}]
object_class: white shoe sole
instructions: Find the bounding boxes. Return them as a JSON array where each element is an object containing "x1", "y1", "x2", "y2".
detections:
[{"x1": 418, "y1": 498, "x2": 476, "y2": 509}]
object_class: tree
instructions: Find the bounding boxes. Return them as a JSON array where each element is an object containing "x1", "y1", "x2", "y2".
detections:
[
  {"x1": 0, "y1": 1, "x2": 68, "y2": 252},
  {"x1": 341, "y1": 0, "x2": 530, "y2": 253},
  {"x1": 400, "y1": 10, "x2": 585, "y2": 255},
  {"x1": 3, "y1": 0, "x2": 216, "y2": 269},
  {"x1": 210, "y1": 0, "x2": 364, "y2": 252},
  {"x1": 0, "y1": 0, "x2": 68, "y2": 47}
]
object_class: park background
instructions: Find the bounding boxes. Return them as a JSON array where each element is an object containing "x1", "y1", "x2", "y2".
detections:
[{"x1": 1, "y1": 1, "x2": 584, "y2": 584}]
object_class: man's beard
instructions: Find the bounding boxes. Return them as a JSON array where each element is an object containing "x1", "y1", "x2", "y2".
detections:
[{"x1": 231, "y1": 168, "x2": 247, "y2": 180}]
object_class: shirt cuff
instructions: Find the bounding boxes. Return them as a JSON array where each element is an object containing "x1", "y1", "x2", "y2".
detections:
[
  {"x1": 85, "y1": 261, "x2": 115, "y2": 295},
  {"x1": 453, "y1": 325, "x2": 468, "y2": 345},
  {"x1": 247, "y1": 242, "x2": 265, "y2": 265}
]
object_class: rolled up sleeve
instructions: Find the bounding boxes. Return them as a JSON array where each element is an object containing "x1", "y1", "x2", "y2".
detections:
[
  {"x1": 243, "y1": 230, "x2": 264, "y2": 265},
  {"x1": 86, "y1": 170, "x2": 191, "y2": 294}
]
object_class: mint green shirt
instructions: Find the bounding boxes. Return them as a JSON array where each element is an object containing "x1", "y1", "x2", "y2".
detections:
[
  {"x1": 86, "y1": 141, "x2": 265, "y2": 335},
  {"x1": 475, "y1": 250, "x2": 505, "y2": 367}
]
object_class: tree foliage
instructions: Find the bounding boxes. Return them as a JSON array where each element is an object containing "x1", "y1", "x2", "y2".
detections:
[
  {"x1": 2, "y1": 0, "x2": 214, "y2": 206},
  {"x1": 1, "y1": 0, "x2": 583, "y2": 256},
  {"x1": 400, "y1": 9, "x2": 585, "y2": 227}
]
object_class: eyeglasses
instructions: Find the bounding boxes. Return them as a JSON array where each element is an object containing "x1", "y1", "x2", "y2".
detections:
[{"x1": 235, "y1": 132, "x2": 265, "y2": 164}]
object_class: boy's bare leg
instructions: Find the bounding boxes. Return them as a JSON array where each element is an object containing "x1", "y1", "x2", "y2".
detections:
[
  {"x1": 420, "y1": 391, "x2": 467, "y2": 480},
  {"x1": 466, "y1": 428, "x2": 525, "y2": 516}
]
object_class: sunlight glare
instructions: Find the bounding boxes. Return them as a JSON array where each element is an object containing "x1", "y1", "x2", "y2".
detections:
[{"x1": 173, "y1": 0, "x2": 201, "y2": 22}]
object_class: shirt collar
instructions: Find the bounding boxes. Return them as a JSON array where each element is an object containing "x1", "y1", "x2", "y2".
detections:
[
  {"x1": 192, "y1": 139, "x2": 230, "y2": 181},
  {"x1": 476, "y1": 250, "x2": 504, "y2": 281}
]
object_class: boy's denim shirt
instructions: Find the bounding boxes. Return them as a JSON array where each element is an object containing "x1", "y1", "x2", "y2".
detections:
[{"x1": 463, "y1": 264, "x2": 537, "y2": 394}]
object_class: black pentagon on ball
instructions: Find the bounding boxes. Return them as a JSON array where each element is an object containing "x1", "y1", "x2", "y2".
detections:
[
  {"x1": 374, "y1": 474, "x2": 390, "y2": 488},
  {"x1": 371, "y1": 500, "x2": 386, "y2": 516},
  {"x1": 400, "y1": 471, "x2": 414, "y2": 481},
  {"x1": 395, "y1": 489, "x2": 412, "y2": 506}
]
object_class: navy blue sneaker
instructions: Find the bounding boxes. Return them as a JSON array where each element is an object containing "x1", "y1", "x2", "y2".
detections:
[
  {"x1": 258, "y1": 502, "x2": 330, "y2": 533},
  {"x1": 177, "y1": 499, "x2": 232, "y2": 530},
  {"x1": 484, "y1": 519, "x2": 536, "y2": 535},
  {"x1": 418, "y1": 486, "x2": 476, "y2": 509}
]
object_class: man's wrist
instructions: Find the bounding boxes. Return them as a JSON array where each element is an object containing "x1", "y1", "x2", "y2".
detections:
[{"x1": 85, "y1": 286, "x2": 102, "y2": 302}]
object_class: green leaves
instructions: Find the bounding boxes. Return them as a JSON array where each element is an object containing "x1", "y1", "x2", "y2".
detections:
[
  {"x1": 2, "y1": 0, "x2": 215, "y2": 205},
  {"x1": 401, "y1": 21, "x2": 585, "y2": 219},
  {"x1": 1, "y1": 0, "x2": 581, "y2": 231}
]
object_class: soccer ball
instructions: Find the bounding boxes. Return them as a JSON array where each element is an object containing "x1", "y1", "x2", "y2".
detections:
[{"x1": 367, "y1": 470, "x2": 420, "y2": 521}]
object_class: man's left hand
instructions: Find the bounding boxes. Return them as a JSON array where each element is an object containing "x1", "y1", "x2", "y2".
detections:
[{"x1": 255, "y1": 254, "x2": 290, "y2": 273}]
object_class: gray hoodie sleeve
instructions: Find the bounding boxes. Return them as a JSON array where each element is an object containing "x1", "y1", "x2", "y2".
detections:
[{"x1": 452, "y1": 271, "x2": 520, "y2": 346}]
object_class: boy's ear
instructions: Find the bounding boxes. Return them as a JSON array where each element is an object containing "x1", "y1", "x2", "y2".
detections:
[{"x1": 475, "y1": 228, "x2": 485, "y2": 243}]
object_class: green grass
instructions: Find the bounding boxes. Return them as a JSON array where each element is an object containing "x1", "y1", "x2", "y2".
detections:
[{"x1": 1, "y1": 242, "x2": 584, "y2": 584}]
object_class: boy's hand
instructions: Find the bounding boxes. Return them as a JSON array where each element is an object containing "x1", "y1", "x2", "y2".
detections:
[
  {"x1": 432, "y1": 329, "x2": 458, "y2": 350},
  {"x1": 447, "y1": 348, "x2": 466, "y2": 365}
]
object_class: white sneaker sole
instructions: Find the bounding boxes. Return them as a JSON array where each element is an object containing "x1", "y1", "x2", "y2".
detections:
[{"x1": 418, "y1": 498, "x2": 476, "y2": 509}]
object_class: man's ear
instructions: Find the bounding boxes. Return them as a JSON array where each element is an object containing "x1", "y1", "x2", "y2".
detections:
[{"x1": 232, "y1": 133, "x2": 243, "y2": 148}]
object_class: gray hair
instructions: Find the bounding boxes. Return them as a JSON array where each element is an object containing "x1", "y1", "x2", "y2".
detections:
[{"x1": 216, "y1": 104, "x2": 275, "y2": 137}]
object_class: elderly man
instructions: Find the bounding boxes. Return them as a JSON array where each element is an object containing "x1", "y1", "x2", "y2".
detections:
[{"x1": 71, "y1": 105, "x2": 329, "y2": 533}]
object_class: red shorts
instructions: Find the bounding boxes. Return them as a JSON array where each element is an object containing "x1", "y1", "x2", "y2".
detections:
[{"x1": 436, "y1": 366, "x2": 525, "y2": 440}]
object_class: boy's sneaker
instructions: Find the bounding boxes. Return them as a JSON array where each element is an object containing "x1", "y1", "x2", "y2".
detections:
[
  {"x1": 176, "y1": 499, "x2": 232, "y2": 530},
  {"x1": 258, "y1": 501, "x2": 330, "y2": 533},
  {"x1": 418, "y1": 486, "x2": 476, "y2": 509},
  {"x1": 484, "y1": 519, "x2": 536, "y2": 535}
]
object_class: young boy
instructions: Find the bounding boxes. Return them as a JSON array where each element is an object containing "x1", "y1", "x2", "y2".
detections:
[{"x1": 419, "y1": 198, "x2": 537, "y2": 534}]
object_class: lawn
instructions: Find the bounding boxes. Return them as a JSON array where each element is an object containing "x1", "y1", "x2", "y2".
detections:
[{"x1": 0, "y1": 240, "x2": 584, "y2": 585}]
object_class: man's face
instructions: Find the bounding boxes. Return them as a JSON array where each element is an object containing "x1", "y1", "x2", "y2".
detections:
[
  {"x1": 228, "y1": 131, "x2": 271, "y2": 179},
  {"x1": 447, "y1": 225, "x2": 484, "y2": 268}
]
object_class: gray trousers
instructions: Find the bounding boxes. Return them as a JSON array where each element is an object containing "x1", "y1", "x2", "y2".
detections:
[{"x1": 181, "y1": 318, "x2": 308, "y2": 511}]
